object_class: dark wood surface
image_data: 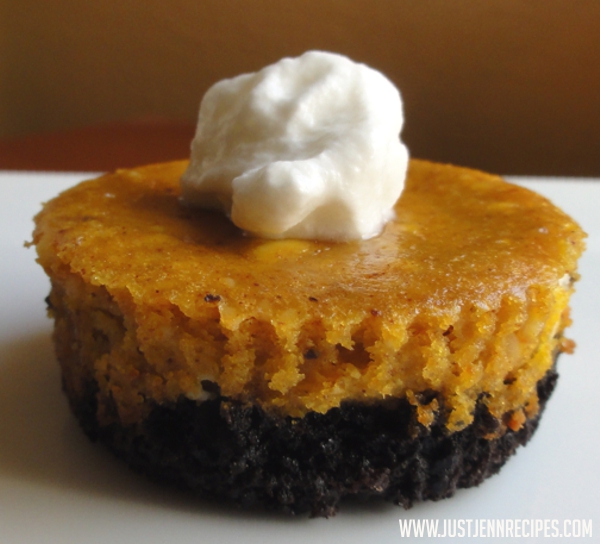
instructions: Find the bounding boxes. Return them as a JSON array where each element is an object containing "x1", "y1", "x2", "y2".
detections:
[
  {"x1": 1, "y1": 121, "x2": 595, "y2": 179},
  {"x1": 0, "y1": 121, "x2": 196, "y2": 172}
]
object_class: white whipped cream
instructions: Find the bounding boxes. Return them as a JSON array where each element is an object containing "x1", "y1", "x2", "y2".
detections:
[{"x1": 181, "y1": 51, "x2": 409, "y2": 241}]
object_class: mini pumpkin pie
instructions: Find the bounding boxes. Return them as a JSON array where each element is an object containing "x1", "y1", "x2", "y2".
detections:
[{"x1": 32, "y1": 158, "x2": 585, "y2": 517}]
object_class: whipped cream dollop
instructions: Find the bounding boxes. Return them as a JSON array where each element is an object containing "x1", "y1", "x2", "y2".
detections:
[{"x1": 180, "y1": 51, "x2": 409, "y2": 241}]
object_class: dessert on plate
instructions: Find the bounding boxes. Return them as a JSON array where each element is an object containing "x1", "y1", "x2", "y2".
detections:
[{"x1": 31, "y1": 52, "x2": 586, "y2": 517}]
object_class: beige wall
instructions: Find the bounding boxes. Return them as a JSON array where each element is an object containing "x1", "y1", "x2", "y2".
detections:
[{"x1": 1, "y1": 0, "x2": 599, "y2": 175}]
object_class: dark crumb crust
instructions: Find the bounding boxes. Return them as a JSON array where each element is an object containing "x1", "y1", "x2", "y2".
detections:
[{"x1": 70, "y1": 368, "x2": 558, "y2": 518}]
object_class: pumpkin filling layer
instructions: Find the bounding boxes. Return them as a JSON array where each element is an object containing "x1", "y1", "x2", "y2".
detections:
[{"x1": 34, "y1": 160, "x2": 585, "y2": 436}]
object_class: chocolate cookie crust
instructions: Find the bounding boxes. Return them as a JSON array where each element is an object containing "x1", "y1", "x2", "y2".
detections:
[{"x1": 68, "y1": 368, "x2": 558, "y2": 518}]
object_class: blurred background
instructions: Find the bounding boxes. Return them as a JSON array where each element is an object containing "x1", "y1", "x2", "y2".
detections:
[{"x1": 0, "y1": 0, "x2": 598, "y2": 175}]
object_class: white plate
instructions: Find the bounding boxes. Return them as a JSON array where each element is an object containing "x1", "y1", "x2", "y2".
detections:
[{"x1": 1, "y1": 171, "x2": 598, "y2": 543}]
